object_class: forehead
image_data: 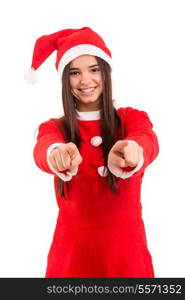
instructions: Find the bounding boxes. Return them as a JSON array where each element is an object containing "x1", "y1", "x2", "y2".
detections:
[{"x1": 70, "y1": 55, "x2": 98, "y2": 68}]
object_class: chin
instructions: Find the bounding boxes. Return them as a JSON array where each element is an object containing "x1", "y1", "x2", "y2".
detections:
[{"x1": 82, "y1": 98, "x2": 99, "y2": 104}]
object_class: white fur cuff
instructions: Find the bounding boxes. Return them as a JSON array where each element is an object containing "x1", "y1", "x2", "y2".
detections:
[{"x1": 108, "y1": 140, "x2": 144, "y2": 179}]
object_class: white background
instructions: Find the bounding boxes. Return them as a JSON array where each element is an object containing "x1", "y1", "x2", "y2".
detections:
[{"x1": 0, "y1": 0, "x2": 184, "y2": 277}]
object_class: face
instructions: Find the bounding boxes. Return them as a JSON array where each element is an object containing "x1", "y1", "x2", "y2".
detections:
[{"x1": 69, "y1": 55, "x2": 103, "y2": 111}]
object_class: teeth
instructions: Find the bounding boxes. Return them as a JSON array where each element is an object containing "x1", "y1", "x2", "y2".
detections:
[{"x1": 80, "y1": 87, "x2": 96, "y2": 93}]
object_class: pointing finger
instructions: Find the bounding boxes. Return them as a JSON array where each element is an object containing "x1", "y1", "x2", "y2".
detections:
[{"x1": 112, "y1": 140, "x2": 129, "y2": 154}]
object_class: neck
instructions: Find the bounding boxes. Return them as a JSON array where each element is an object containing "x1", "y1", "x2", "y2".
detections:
[{"x1": 75, "y1": 99, "x2": 100, "y2": 112}]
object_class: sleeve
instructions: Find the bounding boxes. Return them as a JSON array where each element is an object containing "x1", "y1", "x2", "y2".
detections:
[
  {"x1": 118, "y1": 140, "x2": 145, "y2": 179},
  {"x1": 33, "y1": 119, "x2": 65, "y2": 175},
  {"x1": 110, "y1": 108, "x2": 159, "y2": 179},
  {"x1": 123, "y1": 108, "x2": 159, "y2": 177}
]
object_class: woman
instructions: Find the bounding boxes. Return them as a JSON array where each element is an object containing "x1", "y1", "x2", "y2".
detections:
[{"x1": 26, "y1": 27, "x2": 159, "y2": 277}]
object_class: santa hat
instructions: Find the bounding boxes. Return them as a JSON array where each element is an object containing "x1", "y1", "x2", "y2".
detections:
[{"x1": 24, "y1": 27, "x2": 112, "y2": 84}]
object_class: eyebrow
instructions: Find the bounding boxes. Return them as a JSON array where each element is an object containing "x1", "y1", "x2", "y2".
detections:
[{"x1": 69, "y1": 64, "x2": 99, "y2": 70}]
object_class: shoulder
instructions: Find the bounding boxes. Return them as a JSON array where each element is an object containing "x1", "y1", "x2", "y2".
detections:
[
  {"x1": 116, "y1": 106, "x2": 148, "y2": 116},
  {"x1": 116, "y1": 106, "x2": 133, "y2": 117},
  {"x1": 116, "y1": 106, "x2": 153, "y2": 128},
  {"x1": 34, "y1": 115, "x2": 65, "y2": 139},
  {"x1": 116, "y1": 106, "x2": 151, "y2": 121}
]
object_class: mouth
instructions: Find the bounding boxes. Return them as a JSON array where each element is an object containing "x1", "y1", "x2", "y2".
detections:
[{"x1": 78, "y1": 87, "x2": 97, "y2": 94}]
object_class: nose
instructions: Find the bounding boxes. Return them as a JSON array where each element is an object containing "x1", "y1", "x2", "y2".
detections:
[{"x1": 80, "y1": 72, "x2": 92, "y2": 85}]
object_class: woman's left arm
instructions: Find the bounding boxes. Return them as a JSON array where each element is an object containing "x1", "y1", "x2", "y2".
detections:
[{"x1": 108, "y1": 108, "x2": 159, "y2": 179}]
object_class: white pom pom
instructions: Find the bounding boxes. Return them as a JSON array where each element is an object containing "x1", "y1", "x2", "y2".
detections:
[
  {"x1": 24, "y1": 67, "x2": 37, "y2": 84},
  {"x1": 90, "y1": 136, "x2": 102, "y2": 147}
]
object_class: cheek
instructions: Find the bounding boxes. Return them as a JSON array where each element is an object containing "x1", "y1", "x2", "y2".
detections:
[{"x1": 69, "y1": 78, "x2": 78, "y2": 89}]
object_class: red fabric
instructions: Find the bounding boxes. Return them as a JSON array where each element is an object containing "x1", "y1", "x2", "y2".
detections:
[
  {"x1": 31, "y1": 27, "x2": 111, "y2": 71},
  {"x1": 120, "y1": 107, "x2": 159, "y2": 176},
  {"x1": 33, "y1": 119, "x2": 65, "y2": 175},
  {"x1": 33, "y1": 107, "x2": 159, "y2": 278}
]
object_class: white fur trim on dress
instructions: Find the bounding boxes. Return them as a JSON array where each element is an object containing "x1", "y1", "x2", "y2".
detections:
[
  {"x1": 75, "y1": 102, "x2": 120, "y2": 120},
  {"x1": 76, "y1": 110, "x2": 101, "y2": 120},
  {"x1": 58, "y1": 44, "x2": 112, "y2": 79},
  {"x1": 108, "y1": 154, "x2": 144, "y2": 179},
  {"x1": 108, "y1": 140, "x2": 144, "y2": 179}
]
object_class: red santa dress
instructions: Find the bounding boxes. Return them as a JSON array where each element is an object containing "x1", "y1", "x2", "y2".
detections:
[{"x1": 33, "y1": 106, "x2": 159, "y2": 278}]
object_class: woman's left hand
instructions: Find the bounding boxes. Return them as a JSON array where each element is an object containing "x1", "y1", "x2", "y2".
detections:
[{"x1": 108, "y1": 140, "x2": 143, "y2": 170}]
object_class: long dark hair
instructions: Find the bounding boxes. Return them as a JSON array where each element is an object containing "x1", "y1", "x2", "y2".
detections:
[{"x1": 54, "y1": 56, "x2": 123, "y2": 198}]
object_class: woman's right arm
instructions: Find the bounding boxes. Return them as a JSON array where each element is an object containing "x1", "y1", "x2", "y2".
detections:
[
  {"x1": 33, "y1": 119, "x2": 65, "y2": 175},
  {"x1": 33, "y1": 119, "x2": 82, "y2": 181}
]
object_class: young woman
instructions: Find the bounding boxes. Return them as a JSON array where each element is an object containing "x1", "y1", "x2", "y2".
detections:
[{"x1": 26, "y1": 27, "x2": 159, "y2": 278}]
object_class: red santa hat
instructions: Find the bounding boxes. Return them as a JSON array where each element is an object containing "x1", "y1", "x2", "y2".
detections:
[{"x1": 24, "y1": 27, "x2": 112, "y2": 84}]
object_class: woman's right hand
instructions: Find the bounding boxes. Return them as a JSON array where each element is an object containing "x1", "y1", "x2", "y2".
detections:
[{"x1": 48, "y1": 142, "x2": 83, "y2": 173}]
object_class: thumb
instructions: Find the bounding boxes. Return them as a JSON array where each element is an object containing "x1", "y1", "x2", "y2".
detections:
[
  {"x1": 120, "y1": 158, "x2": 129, "y2": 168},
  {"x1": 69, "y1": 145, "x2": 83, "y2": 167},
  {"x1": 71, "y1": 153, "x2": 83, "y2": 168},
  {"x1": 66, "y1": 143, "x2": 79, "y2": 158}
]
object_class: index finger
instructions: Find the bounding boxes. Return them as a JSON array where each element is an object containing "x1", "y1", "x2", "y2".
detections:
[
  {"x1": 112, "y1": 140, "x2": 128, "y2": 154},
  {"x1": 67, "y1": 143, "x2": 82, "y2": 163},
  {"x1": 66, "y1": 143, "x2": 79, "y2": 158}
]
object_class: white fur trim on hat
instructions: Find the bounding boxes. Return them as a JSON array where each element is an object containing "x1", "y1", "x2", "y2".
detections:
[
  {"x1": 24, "y1": 67, "x2": 37, "y2": 84},
  {"x1": 58, "y1": 44, "x2": 112, "y2": 79}
]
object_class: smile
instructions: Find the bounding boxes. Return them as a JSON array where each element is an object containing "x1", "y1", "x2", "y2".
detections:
[{"x1": 78, "y1": 87, "x2": 97, "y2": 94}]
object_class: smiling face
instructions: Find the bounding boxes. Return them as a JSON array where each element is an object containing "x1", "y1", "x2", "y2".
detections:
[{"x1": 69, "y1": 55, "x2": 103, "y2": 111}]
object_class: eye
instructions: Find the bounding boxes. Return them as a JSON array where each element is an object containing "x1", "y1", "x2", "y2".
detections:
[
  {"x1": 69, "y1": 71, "x2": 79, "y2": 76},
  {"x1": 91, "y1": 68, "x2": 100, "y2": 72}
]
